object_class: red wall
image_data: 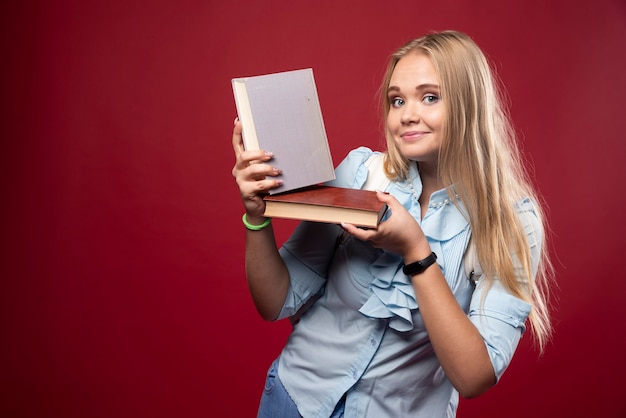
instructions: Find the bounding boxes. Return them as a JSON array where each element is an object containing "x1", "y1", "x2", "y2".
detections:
[{"x1": 2, "y1": 1, "x2": 626, "y2": 417}]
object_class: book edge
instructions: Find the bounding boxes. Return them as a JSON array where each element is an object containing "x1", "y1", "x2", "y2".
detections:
[
  {"x1": 306, "y1": 69, "x2": 335, "y2": 180},
  {"x1": 264, "y1": 200, "x2": 383, "y2": 228},
  {"x1": 231, "y1": 78, "x2": 260, "y2": 150},
  {"x1": 264, "y1": 186, "x2": 385, "y2": 212}
]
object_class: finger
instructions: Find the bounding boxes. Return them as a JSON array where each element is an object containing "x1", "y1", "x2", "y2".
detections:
[
  {"x1": 239, "y1": 178, "x2": 284, "y2": 203},
  {"x1": 231, "y1": 125, "x2": 271, "y2": 165},
  {"x1": 376, "y1": 190, "x2": 398, "y2": 207},
  {"x1": 340, "y1": 222, "x2": 358, "y2": 235},
  {"x1": 232, "y1": 119, "x2": 275, "y2": 162},
  {"x1": 254, "y1": 178, "x2": 283, "y2": 193},
  {"x1": 235, "y1": 161, "x2": 283, "y2": 188},
  {"x1": 231, "y1": 119, "x2": 271, "y2": 163},
  {"x1": 341, "y1": 222, "x2": 376, "y2": 241},
  {"x1": 231, "y1": 118, "x2": 245, "y2": 155},
  {"x1": 239, "y1": 160, "x2": 282, "y2": 179}
]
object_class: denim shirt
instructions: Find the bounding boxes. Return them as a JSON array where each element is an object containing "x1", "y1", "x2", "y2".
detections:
[{"x1": 275, "y1": 147, "x2": 538, "y2": 418}]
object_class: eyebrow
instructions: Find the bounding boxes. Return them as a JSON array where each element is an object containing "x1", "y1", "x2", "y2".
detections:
[{"x1": 387, "y1": 83, "x2": 440, "y2": 93}]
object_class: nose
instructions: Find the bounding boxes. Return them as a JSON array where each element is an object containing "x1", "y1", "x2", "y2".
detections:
[{"x1": 400, "y1": 101, "x2": 420, "y2": 125}]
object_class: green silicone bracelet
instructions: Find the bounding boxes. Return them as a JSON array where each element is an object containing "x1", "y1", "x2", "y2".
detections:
[{"x1": 242, "y1": 213, "x2": 272, "y2": 231}]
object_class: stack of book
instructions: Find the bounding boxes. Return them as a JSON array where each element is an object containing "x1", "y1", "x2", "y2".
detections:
[{"x1": 232, "y1": 68, "x2": 387, "y2": 228}]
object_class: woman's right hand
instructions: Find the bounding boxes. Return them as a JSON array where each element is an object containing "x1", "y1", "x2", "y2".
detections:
[{"x1": 231, "y1": 119, "x2": 284, "y2": 221}]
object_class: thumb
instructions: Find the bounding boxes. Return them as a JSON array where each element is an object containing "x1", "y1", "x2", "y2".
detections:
[{"x1": 375, "y1": 190, "x2": 398, "y2": 208}]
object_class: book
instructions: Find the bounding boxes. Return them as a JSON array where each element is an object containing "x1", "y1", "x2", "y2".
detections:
[
  {"x1": 232, "y1": 68, "x2": 336, "y2": 194},
  {"x1": 263, "y1": 185, "x2": 388, "y2": 228}
]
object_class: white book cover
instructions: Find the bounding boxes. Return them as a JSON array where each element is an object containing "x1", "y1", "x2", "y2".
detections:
[{"x1": 232, "y1": 68, "x2": 336, "y2": 194}]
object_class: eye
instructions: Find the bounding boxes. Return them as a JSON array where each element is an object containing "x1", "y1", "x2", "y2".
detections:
[
  {"x1": 390, "y1": 97, "x2": 405, "y2": 108},
  {"x1": 423, "y1": 94, "x2": 440, "y2": 104}
]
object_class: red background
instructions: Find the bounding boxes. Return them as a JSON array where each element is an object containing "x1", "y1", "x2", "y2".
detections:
[{"x1": 2, "y1": 1, "x2": 626, "y2": 417}]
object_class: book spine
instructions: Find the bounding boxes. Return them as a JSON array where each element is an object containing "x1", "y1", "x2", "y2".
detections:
[{"x1": 232, "y1": 79, "x2": 260, "y2": 150}]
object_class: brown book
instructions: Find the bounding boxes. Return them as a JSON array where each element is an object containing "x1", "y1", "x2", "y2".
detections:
[{"x1": 263, "y1": 186, "x2": 388, "y2": 228}]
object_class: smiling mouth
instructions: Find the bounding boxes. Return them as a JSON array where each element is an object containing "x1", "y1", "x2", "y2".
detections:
[{"x1": 401, "y1": 131, "x2": 428, "y2": 141}]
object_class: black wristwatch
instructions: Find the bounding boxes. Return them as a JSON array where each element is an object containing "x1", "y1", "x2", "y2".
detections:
[{"x1": 402, "y1": 252, "x2": 438, "y2": 276}]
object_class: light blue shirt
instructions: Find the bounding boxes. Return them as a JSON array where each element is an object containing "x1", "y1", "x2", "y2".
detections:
[{"x1": 275, "y1": 147, "x2": 539, "y2": 418}]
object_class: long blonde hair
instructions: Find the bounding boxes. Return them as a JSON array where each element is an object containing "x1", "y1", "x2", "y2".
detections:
[{"x1": 381, "y1": 31, "x2": 553, "y2": 351}]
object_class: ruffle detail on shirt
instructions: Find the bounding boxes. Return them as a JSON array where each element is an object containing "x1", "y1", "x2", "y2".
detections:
[
  {"x1": 358, "y1": 198, "x2": 470, "y2": 332},
  {"x1": 358, "y1": 242, "x2": 446, "y2": 332},
  {"x1": 359, "y1": 252, "x2": 418, "y2": 332}
]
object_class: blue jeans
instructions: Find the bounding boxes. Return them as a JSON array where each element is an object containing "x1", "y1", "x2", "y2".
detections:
[{"x1": 257, "y1": 358, "x2": 345, "y2": 418}]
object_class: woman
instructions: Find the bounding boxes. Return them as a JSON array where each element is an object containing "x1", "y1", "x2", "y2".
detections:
[{"x1": 231, "y1": 30, "x2": 553, "y2": 418}]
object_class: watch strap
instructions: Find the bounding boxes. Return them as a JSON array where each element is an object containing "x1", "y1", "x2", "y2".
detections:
[{"x1": 402, "y1": 252, "x2": 438, "y2": 276}]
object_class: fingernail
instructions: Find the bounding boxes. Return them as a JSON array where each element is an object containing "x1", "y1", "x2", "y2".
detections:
[
  {"x1": 234, "y1": 117, "x2": 239, "y2": 125},
  {"x1": 264, "y1": 151, "x2": 274, "y2": 158}
]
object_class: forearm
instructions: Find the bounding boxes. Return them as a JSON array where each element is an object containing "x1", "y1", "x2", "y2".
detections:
[
  {"x1": 244, "y1": 219, "x2": 290, "y2": 321},
  {"x1": 409, "y1": 263, "x2": 495, "y2": 398}
]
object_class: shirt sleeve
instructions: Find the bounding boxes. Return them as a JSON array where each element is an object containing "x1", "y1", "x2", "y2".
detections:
[
  {"x1": 276, "y1": 221, "x2": 343, "y2": 320},
  {"x1": 276, "y1": 147, "x2": 374, "y2": 320},
  {"x1": 468, "y1": 198, "x2": 542, "y2": 381},
  {"x1": 326, "y1": 146, "x2": 374, "y2": 189}
]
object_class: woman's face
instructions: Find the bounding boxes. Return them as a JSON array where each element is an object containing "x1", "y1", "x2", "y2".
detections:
[{"x1": 386, "y1": 52, "x2": 444, "y2": 168}]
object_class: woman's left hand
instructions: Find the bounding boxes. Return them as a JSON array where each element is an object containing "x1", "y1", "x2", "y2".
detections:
[{"x1": 341, "y1": 191, "x2": 431, "y2": 262}]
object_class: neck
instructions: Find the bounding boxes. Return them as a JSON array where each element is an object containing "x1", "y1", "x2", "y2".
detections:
[{"x1": 416, "y1": 161, "x2": 443, "y2": 191}]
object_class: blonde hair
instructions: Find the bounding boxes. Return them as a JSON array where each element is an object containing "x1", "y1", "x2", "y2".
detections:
[{"x1": 380, "y1": 31, "x2": 553, "y2": 351}]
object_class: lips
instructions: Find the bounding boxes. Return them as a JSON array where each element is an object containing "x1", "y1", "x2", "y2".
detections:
[{"x1": 400, "y1": 131, "x2": 428, "y2": 141}]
